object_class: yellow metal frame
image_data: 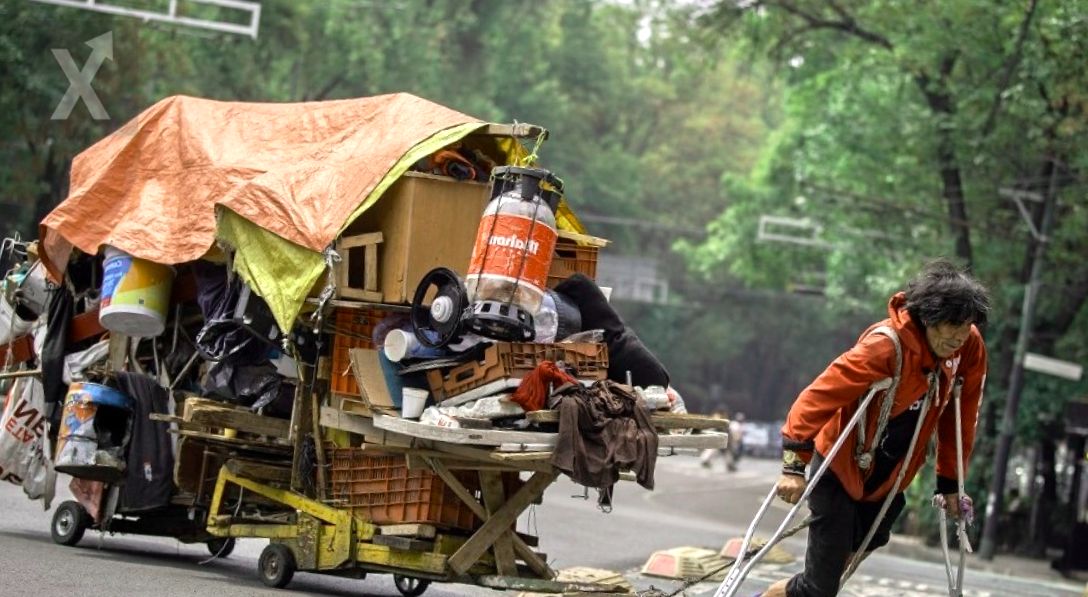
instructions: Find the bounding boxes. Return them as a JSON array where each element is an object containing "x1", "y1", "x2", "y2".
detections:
[{"x1": 205, "y1": 465, "x2": 453, "y2": 575}]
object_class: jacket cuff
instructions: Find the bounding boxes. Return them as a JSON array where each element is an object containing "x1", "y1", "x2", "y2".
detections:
[
  {"x1": 935, "y1": 475, "x2": 958, "y2": 495},
  {"x1": 781, "y1": 436, "x2": 815, "y2": 452}
]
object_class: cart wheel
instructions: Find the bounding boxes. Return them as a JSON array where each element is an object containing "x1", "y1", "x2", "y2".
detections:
[
  {"x1": 51, "y1": 501, "x2": 90, "y2": 546},
  {"x1": 206, "y1": 537, "x2": 236, "y2": 558},
  {"x1": 258, "y1": 543, "x2": 296, "y2": 589},
  {"x1": 394, "y1": 574, "x2": 431, "y2": 597}
]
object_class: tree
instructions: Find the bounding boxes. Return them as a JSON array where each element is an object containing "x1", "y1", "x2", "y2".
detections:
[{"x1": 695, "y1": 0, "x2": 1088, "y2": 551}]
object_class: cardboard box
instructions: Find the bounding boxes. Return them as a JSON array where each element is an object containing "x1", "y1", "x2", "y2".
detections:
[
  {"x1": 426, "y1": 341, "x2": 609, "y2": 405},
  {"x1": 344, "y1": 172, "x2": 489, "y2": 304}
]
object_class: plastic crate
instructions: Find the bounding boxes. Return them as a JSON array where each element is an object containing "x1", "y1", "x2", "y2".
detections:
[
  {"x1": 546, "y1": 238, "x2": 599, "y2": 288},
  {"x1": 327, "y1": 448, "x2": 480, "y2": 530},
  {"x1": 426, "y1": 342, "x2": 608, "y2": 402},
  {"x1": 329, "y1": 308, "x2": 397, "y2": 397}
]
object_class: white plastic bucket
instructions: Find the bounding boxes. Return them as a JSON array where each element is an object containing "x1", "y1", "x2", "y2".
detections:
[
  {"x1": 99, "y1": 246, "x2": 175, "y2": 337},
  {"x1": 401, "y1": 387, "x2": 429, "y2": 419}
]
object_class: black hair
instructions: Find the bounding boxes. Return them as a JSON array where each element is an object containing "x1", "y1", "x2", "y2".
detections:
[{"x1": 904, "y1": 259, "x2": 991, "y2": 329}]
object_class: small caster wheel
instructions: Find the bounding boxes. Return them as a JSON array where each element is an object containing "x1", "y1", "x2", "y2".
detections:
[
  {"x1": 51, "y1": 501, "x2": 90, "y2": 546},
  {"x1": 394, "y1": 574, "x2": 431, "y2": 597},
  {"x1": 206, "y1": 537, "x2": 236, "y2": 558},
  {"x1": 258, "y1": 543, "x2": 296, "y2": 588}
]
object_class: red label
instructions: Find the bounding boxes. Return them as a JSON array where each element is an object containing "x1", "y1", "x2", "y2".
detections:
[{"x1": 468, "y1": 214, "x2": 556, "y2": 291}]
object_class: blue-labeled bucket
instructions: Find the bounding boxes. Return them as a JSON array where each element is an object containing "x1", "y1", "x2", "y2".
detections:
[
  {"x1": 54, "y1": 382, "x2": 132, "y2": 482},
  {"x1": 99, "y1": 246, "x2": 175, "y2": 337}
]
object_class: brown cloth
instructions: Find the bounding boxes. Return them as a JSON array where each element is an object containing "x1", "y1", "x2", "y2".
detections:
[{"x1": 550, "y1": 380, "x2": 658, "y2": 491}]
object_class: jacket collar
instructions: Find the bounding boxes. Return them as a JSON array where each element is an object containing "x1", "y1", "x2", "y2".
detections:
[{"x1": 887, "y1": 292, "x2": 937, "y2": 370}]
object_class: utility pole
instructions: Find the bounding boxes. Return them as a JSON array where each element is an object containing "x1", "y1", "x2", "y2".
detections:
[{"x1": 978, "y1": 164, "x2": 1060, "y2": 560}]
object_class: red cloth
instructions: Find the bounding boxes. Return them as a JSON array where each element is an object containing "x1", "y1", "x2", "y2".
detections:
[{"x1": 511, "y1": 361, "x2": 577, "y2": 412}]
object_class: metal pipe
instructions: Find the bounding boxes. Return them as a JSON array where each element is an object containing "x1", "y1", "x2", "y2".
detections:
[{"x1": 0, "y1": 369, "x2": 42, "y2": 380}]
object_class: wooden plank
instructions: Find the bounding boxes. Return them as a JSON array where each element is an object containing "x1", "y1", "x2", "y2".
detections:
[
  {"x1": 224, "y1": 459, "x2": 291, "y2": 484},
  {"x1": 490, "y1": 451, "x2": 552, "y2": 463},
  {"x1": 372, "y1": 534, "x2": 435, "y2": 552},
  {"x1": 497, "y1": 443, "x2": 555, "y2": 452},
  {"x1": 651, "y1": 413, "x2": 729, "y2": 430},
  {"x1": 373, "y1": 415, "x2": 558, "y2": 447},
  {"x1": 364, "y1": 243, "x2": 379, "y2": 292},
  {"x1": 477, "y1": 122, "x2": 547, "y2": 139},
  {"x1": 474, "y1": 575, "x2": 628, "y2": 593},
  {"x1": 658, "y1": 433, "x2": 728, "y2": 450},
  {"x1": 339, "y1": 287, "x2": 383, "y2": 302},
  {"x1": 338, "y1": 232, "x2": 384, "y2": 250},
  {"x1": 526, "y1": 410, "x2": 728, "y2": 430},
  {"x1": 379, "y1": 524, "x2": 436, "y2": 539},
  {"x1": 319, "y1": 407, "x2": 413, "y2": 448},
  {"x1": 447, "y1": 470, "x2": 556, "y2": 575},
  {"x1": 480, "y1": 471, "x2": 517, "y2": 577},
  {"x1": 187, "y1": 404, "x2": 290, "y2": 438},
  {"x1": 556, "y1": 229, "x2": 611, "y2": 247},
  {"x1": 423, "y1": 458, "x2": 551, "y2": 578},
  {"x1": 169, "y1": 429, "x2": 291, "y2": 452}
]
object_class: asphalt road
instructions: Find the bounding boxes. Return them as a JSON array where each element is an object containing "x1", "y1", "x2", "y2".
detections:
[{"x1": 0, "y1": 457, "x2": 1081, "y2": 597}]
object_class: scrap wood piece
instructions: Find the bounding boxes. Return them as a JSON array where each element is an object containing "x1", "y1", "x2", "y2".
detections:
[
  {"x1": 379, "y1": 523, "x2": 437, "y2": 539},
  {"x1": 476, "y1": 575, "x2": 629, "y2": 593},
  {"x1": 373, "y1": 414, "x2": 558, "y2": 447},
  {"x1": 183, "y1": 397, "x2": 290, "y2": 438},
  {"x1": 169, "y1": 428, "x2": 292, "y2": 453},
  {"x1": 372, "y1": 534, "x2": 435, "y2": 552},
  {"x1": 526, "y1": 410, "x2": 729, "y2": 431},
  {"x1": 318, "y1": 406, "x2": 413, "y2": 448},
  {"x1": 480, "y1": 471, "x2": 517, "y2": 576},
  {"x1": 516, "y1": 567, "x2": 634, "y2": 597},
  {"x1": 447, "y1": 470, "x2": 557, "y2": 576},
  {"x1": 224, "y1": 459, "x2": 292, "y2": 484},
  {"x1": 424, "y1": 457, "x2": 552, "y2": 579}
]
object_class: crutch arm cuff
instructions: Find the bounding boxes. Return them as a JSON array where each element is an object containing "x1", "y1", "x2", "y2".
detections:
[{"x1": 935, "y1": 475, "x2": 958, "y2": 495}]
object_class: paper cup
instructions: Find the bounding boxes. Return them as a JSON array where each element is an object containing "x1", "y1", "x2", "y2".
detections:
[
  {"x1": 401, "y1": 388, "x2": 429, "y2": 419},
  {"x1": 384, "y1": 329, "x2": 420, "y2": 363}
]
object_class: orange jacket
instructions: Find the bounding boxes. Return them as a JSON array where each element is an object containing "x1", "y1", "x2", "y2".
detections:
[{"x1": 782, "y1": 292, "x2": 987, "y2": 501}]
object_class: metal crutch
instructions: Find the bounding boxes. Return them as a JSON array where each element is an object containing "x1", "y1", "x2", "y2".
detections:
[
  {"x1": 934, "y1": 378, "x2": 971, "y2": 597},
  {"x1": 841, "y1": 370, "x2": 937, "y2": 585},
  {"x1": 713, "y1": 377, "x2": 894, "y2": 597}
]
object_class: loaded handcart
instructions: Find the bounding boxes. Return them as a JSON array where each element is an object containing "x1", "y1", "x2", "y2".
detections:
[{"x1": 0, "y1": 94, "x2": 728, "y2": 595}]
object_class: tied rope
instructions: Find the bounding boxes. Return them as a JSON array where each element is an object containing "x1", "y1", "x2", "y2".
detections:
[{"x1": 311, "y1": 246, "x2": 342, "y2": 328}]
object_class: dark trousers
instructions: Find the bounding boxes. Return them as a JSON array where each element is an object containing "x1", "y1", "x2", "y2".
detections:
[{"x1": 785, "y1": 470, "x2": 906, "y2": 597}]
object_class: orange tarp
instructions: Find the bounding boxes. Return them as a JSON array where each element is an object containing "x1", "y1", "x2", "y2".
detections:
[{"x1": 39, "y1": 93, "x2": 482, "y2": 279}]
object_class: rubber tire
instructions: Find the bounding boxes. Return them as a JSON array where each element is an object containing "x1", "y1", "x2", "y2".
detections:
[
  {"x1": 394, "y1": 574, "x2": 431, "y2": 597},
  {"x1": 51, "y1": 501, "x2": 90, "y2": 546},
  {"x1": 258, "y1": 543, "x2": 296, "y2": 589},
  {"x1": 206, "y1": 537, "x2": 236, "y2": 558}
]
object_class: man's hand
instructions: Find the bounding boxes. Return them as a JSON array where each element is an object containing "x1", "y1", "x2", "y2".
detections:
[{"x1": 776, "y1": 474, "x2": 807, "y2": 504}]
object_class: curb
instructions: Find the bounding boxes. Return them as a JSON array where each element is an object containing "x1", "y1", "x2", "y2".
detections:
[{"x1": 883, "y1": 534, "x2": 1083, "y2": 588}]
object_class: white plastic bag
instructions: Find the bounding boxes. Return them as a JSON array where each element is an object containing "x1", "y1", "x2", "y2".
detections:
[
  {"x1": 0, "y1": 297, "x2": 33, "y2": 345},
  {"x1": 0, "y1": 376, "x2": 56, "y2": 506}
]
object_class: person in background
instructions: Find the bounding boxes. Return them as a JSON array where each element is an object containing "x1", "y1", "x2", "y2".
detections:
[
  {"x1": 759, "y1": 259, "x2": 990, "y2": 597},
  {"x1": 727, "y1": 412, "x2": 746, "y2": 472},
  {"x1": 700, "y1": 410, "x2": 729, "y2": 469}
]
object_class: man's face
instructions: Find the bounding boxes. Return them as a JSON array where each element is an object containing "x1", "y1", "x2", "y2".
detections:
[{"x1": 926, "y1": 322, "x2": 973, "y2": 358}]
